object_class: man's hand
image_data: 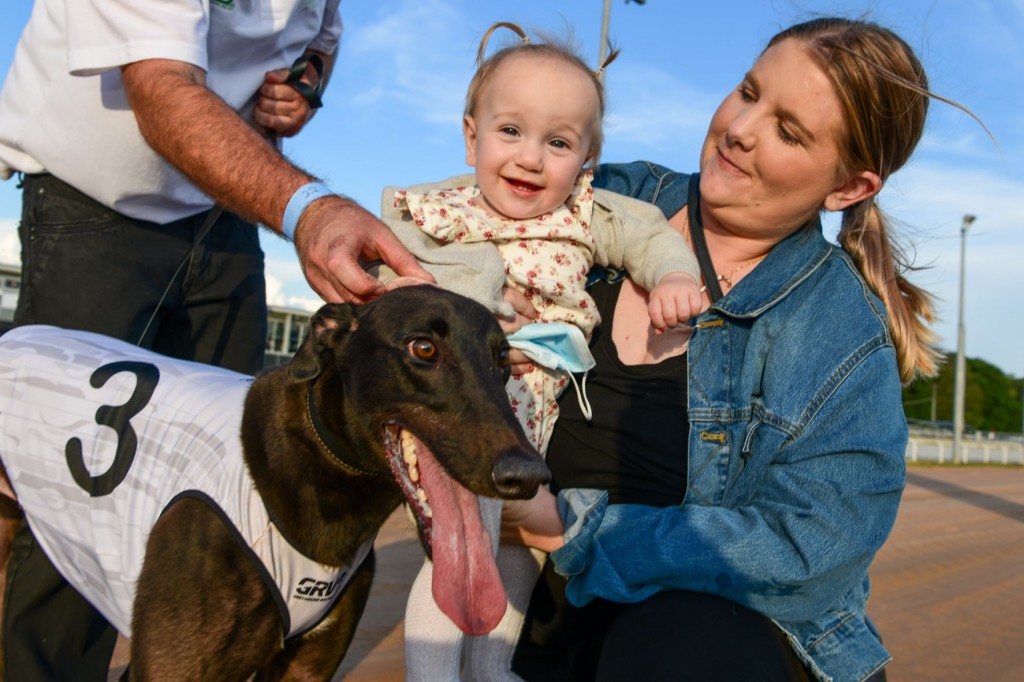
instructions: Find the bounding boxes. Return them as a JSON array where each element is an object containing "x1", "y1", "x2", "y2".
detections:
[
  {"x1": 254, "y1": 56, "x2": 326, "y2": 137},
  {"x1": 253, "y1": 69, "x2": 314, "y2": 138},
  {"x1": 121, "y1": 57, "x2": 430, "y2": 304},
  {"x1": 294, "y1": 195, "x2": 435, "y2": 303}
]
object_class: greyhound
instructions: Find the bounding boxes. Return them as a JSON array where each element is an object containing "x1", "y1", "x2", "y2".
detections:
[{"x1": 0, "y1": 285, "x2": 549, "y2": 680}]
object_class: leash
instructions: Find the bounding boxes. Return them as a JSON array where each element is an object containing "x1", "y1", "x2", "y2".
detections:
[{"x1": 135, "y1": 53, "x2": 326, "y2": 347}]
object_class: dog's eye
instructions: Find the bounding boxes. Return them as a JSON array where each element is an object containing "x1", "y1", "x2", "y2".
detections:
[{"x1": 408, "y1": 337, "x2": 438, "y2": 362}]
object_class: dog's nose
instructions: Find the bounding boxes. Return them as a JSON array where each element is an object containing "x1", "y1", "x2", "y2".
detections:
[{"x1": 491, "y1": 450, "x2": 551, "y2": 499}]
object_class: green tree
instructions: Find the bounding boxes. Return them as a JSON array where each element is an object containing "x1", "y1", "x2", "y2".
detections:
[{"x1": 903, "y1": 353, "x2": 1023, "y2": 432}]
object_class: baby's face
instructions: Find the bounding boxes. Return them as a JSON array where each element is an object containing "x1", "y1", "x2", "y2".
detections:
[{"x1": 464, "y1": 54, "x2": 598, "y2": 220}]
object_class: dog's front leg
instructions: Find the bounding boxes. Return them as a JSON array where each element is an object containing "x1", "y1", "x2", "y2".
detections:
[
  {"x1": 0, "y1": 463, "x2": 23, "y2": 680},
  {"x1": 257, "y1": 550, "x2": 375, "y2": 681},
  {"x1": 131, "y1": 499, "x2": 284, "y2": 680}
]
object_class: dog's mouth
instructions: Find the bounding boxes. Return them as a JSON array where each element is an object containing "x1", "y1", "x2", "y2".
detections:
[
  {"x1": 384, "y1": 428, "x2": 434, "y2": 542},
  {"x1": 383, "y1": 424, "x2": 508, "y2": 635}
]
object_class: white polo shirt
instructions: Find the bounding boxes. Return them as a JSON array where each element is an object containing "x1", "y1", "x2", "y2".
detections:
[{"x1": 0, "y1": 0, "x2": 343, "y2": 223}]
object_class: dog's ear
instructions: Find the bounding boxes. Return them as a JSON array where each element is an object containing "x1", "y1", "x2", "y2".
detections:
[{"x1": 287, "y1": 303, "x2": 359, "y2": 382}]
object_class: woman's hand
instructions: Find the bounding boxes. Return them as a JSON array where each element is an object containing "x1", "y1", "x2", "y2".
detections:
[
  {"x1": 498, "y1": 287, "x2": 537, "y2": 375},
  {"x1": 501, "y1": 487, "x2": 565, "y2": 553}
]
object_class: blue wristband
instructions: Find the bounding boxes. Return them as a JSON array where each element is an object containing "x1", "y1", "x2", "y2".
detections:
[{"x1": 282, "y1": 182, "x2": 332, "y2": 241}]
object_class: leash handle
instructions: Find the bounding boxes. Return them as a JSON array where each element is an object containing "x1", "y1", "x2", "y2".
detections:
[{"x1": 285, "y1": 53, "x2": 325, "y2": 110}]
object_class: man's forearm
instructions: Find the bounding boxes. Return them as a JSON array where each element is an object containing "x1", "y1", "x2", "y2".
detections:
[{"x1": 121, "y1": 58, "x2": 316, "y2": 233}]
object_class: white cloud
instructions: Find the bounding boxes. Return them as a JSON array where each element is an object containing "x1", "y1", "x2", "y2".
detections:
[
  {"x1": 971, "y1": 0, "x2": 1024, "y2": 70},
  {"x1": 282, "y1": 294, "x2": 322, "y2": 312},
  {"x1": 603, "y1": 64, "x2": 718, "y2": 151},
  {"x1": 886, "y1": 161, "x2": 1022, "y2": 242},
  {"x1": 261, "y1": 235, "x2": 321, "y2": 312},
  {"x1": 880, "y1": 161, "x2": 1024, "y2": 374},
  {"x1": 917, "y1": 128, "x2": 1003, "y2": 163},
  {"x1": 266, "y1": 265, "x2": 319, "y2": 312},
  {"x1": 265, "y1": 272, "x2": 286, "y2": 307},
  {"x1": 344, "y1": 0, "x2": 474, "y2": 128},
  {"x1": 0, "y1": 219, "x2": 18, "y2": 265}
]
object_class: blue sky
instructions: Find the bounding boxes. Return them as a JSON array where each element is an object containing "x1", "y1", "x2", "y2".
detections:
[{"x1": 1, "y1": 0, "x2": 1021, "y2": 376}]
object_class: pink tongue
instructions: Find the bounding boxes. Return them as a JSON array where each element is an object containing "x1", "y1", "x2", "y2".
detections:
[{"x1": 418, "y1": 451, "x2": 508, "y2": 635}]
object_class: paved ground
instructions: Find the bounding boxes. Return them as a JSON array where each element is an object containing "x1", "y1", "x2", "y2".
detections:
[
  {"x1": 867, "y1": 466, "x2": 1024, "y2": 682},
  {"x1": 110, "y1": 465, "x2": 1024, "y2": 680}
]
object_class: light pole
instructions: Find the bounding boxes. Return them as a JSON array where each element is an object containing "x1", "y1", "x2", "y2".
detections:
[
  {"x1": 952, "y1": 214, "x2": 975, "y2": 464},
  {"x1": 931, "y1": 382, "x2": 937, "y2": 422},
  {"x1": 597, "y1": 0, "x2": 612, "y2": 82},
  {"x1": 597, "y1": 0, "x2": 645, "y2": 81}
]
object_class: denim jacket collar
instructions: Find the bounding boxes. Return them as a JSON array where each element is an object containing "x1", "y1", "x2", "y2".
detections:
[{"x1": 711, "y1": 221, "x2": 833, "y2": 320}]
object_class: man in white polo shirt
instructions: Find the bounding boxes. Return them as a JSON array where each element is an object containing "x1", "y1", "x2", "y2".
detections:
[{"x1": 0, "y1": 1, "x2": 431, "y2": 679}]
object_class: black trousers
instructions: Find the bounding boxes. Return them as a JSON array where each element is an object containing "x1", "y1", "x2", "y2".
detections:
[
  {"x1": 513, "y1": 559, "x2": 888, "y2": 682},
  {"x1": 2, "y1": 173, "x2": 267, "y2": 681}
]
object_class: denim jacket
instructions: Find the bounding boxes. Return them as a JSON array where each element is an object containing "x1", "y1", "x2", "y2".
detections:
[{"x1": 550, "y1": 162, "x2": 907, "y2": 682}]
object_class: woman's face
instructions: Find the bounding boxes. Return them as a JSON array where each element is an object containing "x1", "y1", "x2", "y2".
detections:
[{"x1": 699, "y1": 38, "x2": 853, "y2": 242}]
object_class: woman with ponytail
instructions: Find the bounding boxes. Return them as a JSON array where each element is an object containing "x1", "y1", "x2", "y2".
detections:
[{"x1": 499, "y1": 17, "x2": 980, "y2": 682}]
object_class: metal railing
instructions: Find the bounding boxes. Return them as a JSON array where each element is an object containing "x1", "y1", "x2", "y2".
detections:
[{"x1": 906, "y1": 433, "x2": 1024, "y2": 465}]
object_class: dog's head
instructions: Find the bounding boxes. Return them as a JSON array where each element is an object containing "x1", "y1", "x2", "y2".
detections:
[{"x1": 288, "y1": 285, "x2": 549, "y2": 634}]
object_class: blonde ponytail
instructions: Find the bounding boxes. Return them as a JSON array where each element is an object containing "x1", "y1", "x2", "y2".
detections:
[
  {"x1": 771, "y1": 18, "x2": 992, "y2": 382},
  {"x1": 838, "y1": 199, "x2": 942, "y2": 382}
]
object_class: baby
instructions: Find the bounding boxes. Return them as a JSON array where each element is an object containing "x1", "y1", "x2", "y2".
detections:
[{"x1": 378, "y1": 22, "x2": 701, "y2": 681}]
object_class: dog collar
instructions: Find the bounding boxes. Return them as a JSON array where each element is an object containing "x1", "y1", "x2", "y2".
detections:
[{"x1": 305, "y1": 385, "x2": 391, "y2": 478}]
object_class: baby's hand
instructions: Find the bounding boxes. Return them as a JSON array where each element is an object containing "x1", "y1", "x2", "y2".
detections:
[{"x1": 648, "y1": 272, "x2": 702, "y2": 334}]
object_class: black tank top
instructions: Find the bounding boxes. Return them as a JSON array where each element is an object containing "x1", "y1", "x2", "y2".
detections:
[{"x1": 545, "y1": 277, "x2": 689, "y2": 507}]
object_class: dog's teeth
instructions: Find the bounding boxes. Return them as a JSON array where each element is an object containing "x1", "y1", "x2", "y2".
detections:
[
  {"x1": 416, "y1": 489, "x2": 433, "y2": 517},
  {"x1": 401, "y1": 431, "x2": 418, "y2": 466},
  {"x1": 402, "y1": 432, "x2": 431, "y2": 518}
]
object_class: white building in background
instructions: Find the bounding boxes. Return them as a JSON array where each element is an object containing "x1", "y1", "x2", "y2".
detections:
[
  {"x1": 264, "y1": 304, "x2": 311, "y2": 367},
  {"x1": 0, "y1": 262, "x2": 20, "y2": 323},
  {"x1": 0, "y1": 263, "x2": 310, "y2": 368}
]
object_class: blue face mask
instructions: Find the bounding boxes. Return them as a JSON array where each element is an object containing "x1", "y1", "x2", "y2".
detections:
[
  {"x1": 507, "y1": 322, "x2": 595, "y2": 374},
  {"x1": 507, "y1": 323, "x2": 595, "y2": 421}
]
